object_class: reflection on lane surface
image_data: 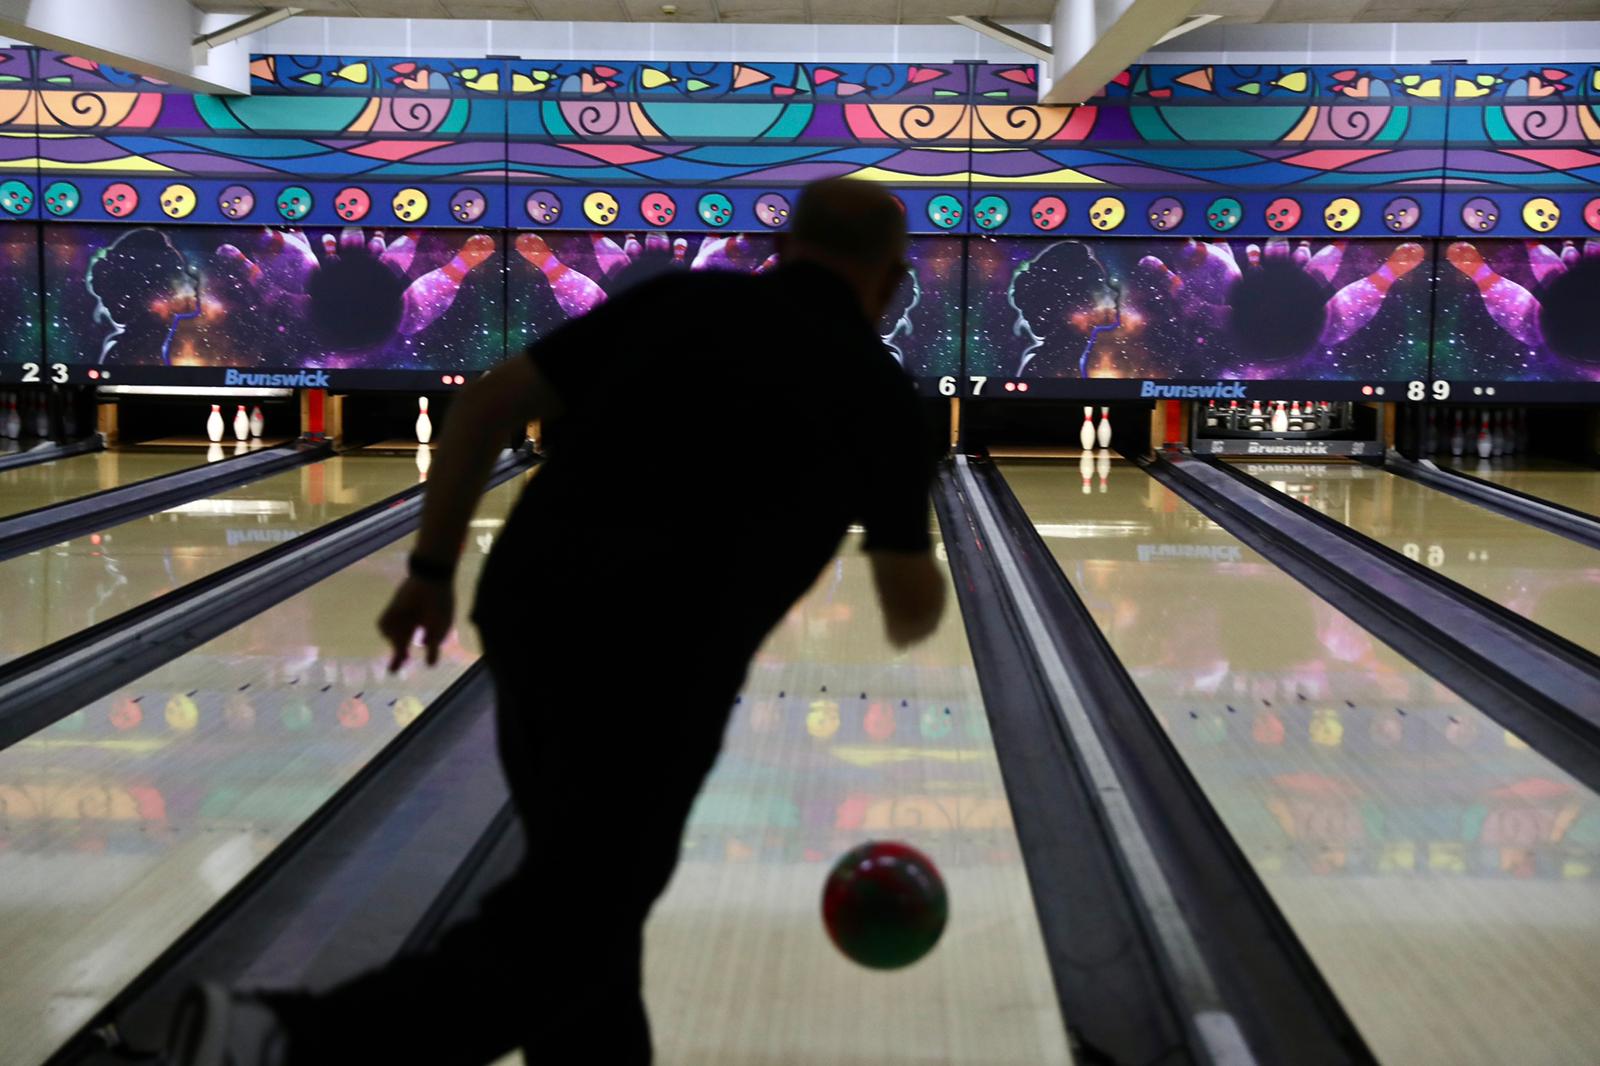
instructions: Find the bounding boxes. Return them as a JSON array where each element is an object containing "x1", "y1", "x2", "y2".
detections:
[
  {"x1": 0, "y1": 473, "x2": 527, "y2": 1066},
  {"x1": 0, "y1": 454, "x2": 427, "y2": 669},
  {"x1": 1442, "y1": 456, "x2": 1600, "y2": 519},
  {"x1": 645, "y1": 531, "x2": 1070, "y2": 1066},
  {"x1": 1238, "y1": 462, "x2": 1600, "y2": 658},
  {"x1": 0, "y1": 448, "x2": 220, "y2": 521},
  {"x1": 1002, "y1": 459, "x2": 1600, "y2": 1066}
]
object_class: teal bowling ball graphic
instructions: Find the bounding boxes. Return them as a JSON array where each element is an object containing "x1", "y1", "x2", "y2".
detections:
[
  {"x1": 698, "y1": 192, "x2": 733, "y2": 227},
  {"x1": 0, "y1": 179, "x2": 32, "y2": 216},
  {"x1": 43, "y1": 181, "x2": 79, "y2": 217},
  {"x1": 276, "y1": 185, "x2": 313, "y2": 221},
  {"x1": 1206, "y1": 196, "x2": 1242, "y2": 232},
  {"x1": 927, "y1": 194, "x2": 963, "y2": 230},
  {"x1": 972, "y1": 195, "x2": 1009, "y2": 230}
]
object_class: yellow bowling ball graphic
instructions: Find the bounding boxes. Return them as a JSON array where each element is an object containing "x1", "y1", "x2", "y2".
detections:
[
  {"x1": 1088, "y1": 196, "x2": 1125, "y2": 231},
  {"x1": 392, "y1": 187, "x2": 429, "y2": 222},
  {"x1": 1324, "y1": 197, "x2": 1361, "y2": 232},
  {"x1": 1522, "y1": 196, "x2": 1560, "y2": 232},
  {"x1": 165, "y1": 693, "x2": 200, "y2": 732},
  {"x1": 1309, "y1": 707, "x2": 1344, "y2": 748},
  {"x1": 160, "y1": 183, "x2": 197, "y2": 219},
  {"x1": 806, "y1": 698, "x2": 841, "y2": 740},
  {"x1": 583, "y1": 190, "x2": 620, "y2": 226}
]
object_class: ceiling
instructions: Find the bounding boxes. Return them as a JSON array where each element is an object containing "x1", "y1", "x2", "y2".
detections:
[{"x1": 196, "y1": 0, "x2": 1600, "y2": 22}]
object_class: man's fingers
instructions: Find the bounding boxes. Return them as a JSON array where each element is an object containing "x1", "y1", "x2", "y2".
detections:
[{"x1": 388, "y1": 642, "x2": 409, "y2": 674}]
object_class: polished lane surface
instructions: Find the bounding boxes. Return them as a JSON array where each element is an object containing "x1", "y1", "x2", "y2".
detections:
[
  {"x1": 1236, "y1": 461, "x2": 1600, "y2": 658},
  {"x1": 0, "y1": 452, "x2": 429, "y2": 669},
  {"x1": 1003, "y1": 458, "x2": 1600, "y2": 1066},
  {"x1": 1442, "y1": 457, "x2": 1600, "y2": 518},
  {"x1": 0, "y1": 472, "x2": 526, "y2": 1066},
  {"x1": 0, "y1": 448, "x2": 221, "y2": 521},
  {"x1": 643, "y1": 529, "x2": 1072, "y2": 1066}
]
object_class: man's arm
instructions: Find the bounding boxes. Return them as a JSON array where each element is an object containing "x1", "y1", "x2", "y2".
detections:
[
  {"x1": 378, "y1": 356, "x2": 557, "y2": 671},
  {"x1": 869, "y1": 549, "x2": 946, "y2": 648}
]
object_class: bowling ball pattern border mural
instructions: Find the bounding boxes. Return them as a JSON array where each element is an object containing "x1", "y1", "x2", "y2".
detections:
[
  {"x1": 964, "y1": 235, "x2": 1432, "y2": 397},
  {"x1": 505, "y1": 232, "x2": 963, "y2": 395},
  {"x1": 43, "y1": 224, "x2": 504, "y2": 385},
  {"x1": 1432, "y1": 238, "x2": 1600, "y2": 385}
]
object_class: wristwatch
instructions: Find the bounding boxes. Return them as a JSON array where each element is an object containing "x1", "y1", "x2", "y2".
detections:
[{"x1": 407, "y1": 553, "x2": 456, "y2": 583}]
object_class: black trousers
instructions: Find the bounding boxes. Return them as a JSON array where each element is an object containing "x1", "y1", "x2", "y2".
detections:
[{"x1": 275, "y1": 625, "x2": 743, "y2": 1064}]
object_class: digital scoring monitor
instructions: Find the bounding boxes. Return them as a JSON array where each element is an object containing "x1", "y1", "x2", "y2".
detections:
[
  {"x1": 962, "y1": 235, "x2": 1433, "y2": 400},
  {"x1": 505, "y1": 231, "x2": 962, "y2": 396},
  {"x1": 1431, "y1": 238, "x2": 1600, "y2": 401},
  {"x1": 0, "y1": 223, "x2": 42, "y2": 385},
  {"x1": 44, "y1": 224, "x2": 505, "y2": 388}
]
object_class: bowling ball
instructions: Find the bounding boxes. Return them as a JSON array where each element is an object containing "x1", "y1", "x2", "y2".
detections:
[
  {"x1": 1383, "y1": 195, "x2": 1421, "y2": 232},
  {"x1": 43, "y1": 181, "x2": 79, "y2": 216},
  {"x1": 972, "y1": 194, "x2": 1008, "y2": 230},
  {"x1": 525, "y1": 189, "x2": 561, "y2": 224},
  {"x1": 1205, "y1": 196, "x2": 1241, "y2": 232},
  {"x1": 1029, "y1": 195, "x2": 1066, "y2": 230},
  {"x1": 1264, "y1": 196, "x2": 1301, "y2": 232},
  {"x1": 218, "y1": 184, "x2": 254, "y2": 219},
  {"x1": 697, "y1": 192, "x2": 733, "y2": 227},
  {"x1": 276, "y1": 185, "x2": 312, "y2": 221},
  {"x1": 103, "y1": 182, "x2": 138, "y2": 217},
  {"x1": 392, "y1": 187, "x2": 429, "y2": 222},
  {"x1": 754, "y1": 192, "x2": 790, "y2": 228},
  {"x1": 926, "y1": 194, "x2": 963, "y2": 229},
  {"x1": 165, "y1": 694, "x2": 200, "y2": 732},
  {"x1": 583, "y1": 190, "x2": 620, "y2": 226},
  {"x1": 822, "y1": 841, "x2": 947, "y2": 970},
  {"x1": 1461, "y1": 196, "x2": 1499, "y2": 233},
  {"x1": 0, "y1": 179, "x2": 31, "y2": 216},
  {"x1": 1323, "y1": 197, "x2": 1361, "y2": 232},
  {"x1": 640, "y1": 190, "x2": 676, "y2": 226},
  {"x1": 160, "y1": 182, "x2": 196, "y2": 219},
  {"x1": 335, "y1": 186, "x2": 371, "y2": 221},
  {"x1": 1522, "y1": 196, "x2": 1559, "y2": 232},
  {"x1": 450, "y1": 187, "x2": 487, "y2": 223},
  {"x1": 1088, "y1": 195, "x2": 1125, "y2": 231},
  {"x1": 1584, "y1": 197, "x2": 1600, "y2": 232},
  {"x1": 1147, "y1": 195, "x2": 1183, "y2": 230}
]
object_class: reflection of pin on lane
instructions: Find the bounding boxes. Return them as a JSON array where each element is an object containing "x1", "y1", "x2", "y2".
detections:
[
  {"x1": 1079, "y1": 451, "x2": 1095, "y2": 494},
  {"x1": 1096, "y1": 451, "x2": 1110, "y2": 492}
]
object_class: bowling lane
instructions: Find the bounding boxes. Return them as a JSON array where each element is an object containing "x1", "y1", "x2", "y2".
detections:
[
  {"x1": 0, "y1": 451, "x2": 431, "y2": 669},
  {"x1": 0, "y1": 472, "x2": 528, "y2": 1066},
  {"x1": 1234, "y1": 461, "x2": 1600, "y2": 657},
  {"x1": 0, "y1": 448, "x2": 221, "y2": 521},
  {"x1": 643, "y1": 529, "x2": 1072, "y2": 1066},
  {"x1": 1441, "y1": 456, "x2": 1600, "y2": 518},
  {"x1": 1002, "y1": 459, "x2": 1600, "y2": 1066}
]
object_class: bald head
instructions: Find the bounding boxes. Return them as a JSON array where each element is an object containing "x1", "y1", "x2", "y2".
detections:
[
  {"x1": 784, "y1": 179, "x2": 908, "y2": 322},
  {"x1": 790, "y1": 179, "x2": 907, "y2": 266}
]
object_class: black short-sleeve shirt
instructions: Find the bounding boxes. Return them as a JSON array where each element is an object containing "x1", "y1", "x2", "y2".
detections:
[{"x1": 473, "y1": 262, "x2": 933, "y2": 660}]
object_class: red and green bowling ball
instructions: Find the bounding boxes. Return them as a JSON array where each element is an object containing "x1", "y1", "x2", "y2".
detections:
[{"x1": 821, "y1": 841, "x2": 947, "y2": 970}]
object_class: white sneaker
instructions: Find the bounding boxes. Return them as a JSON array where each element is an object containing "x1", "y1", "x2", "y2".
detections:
[{"x1": 167, "y1": 982, "x2": 290, "y2": 1066}]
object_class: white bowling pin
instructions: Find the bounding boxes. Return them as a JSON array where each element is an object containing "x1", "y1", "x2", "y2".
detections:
[
  {"x1": 233, "y1": 404, "x2": 249, "y2": 441},
  {"x1": 1476, "y1": 411, "x2": 1492, "y2": 459},
  {"x1": 1079, "y1": 406, "x2": 1096, "y2": 451},
  {"x1": 33, "y1": 394, "x2": 48, "y2": 438},
  {"x1": 1449, "y1": 409, "x2": 1464, "y2": 457},
  {"x1": 1079, "y1": 451, "x2": 1094, "y2": 494},
  {"x1": 2, "y1": 394, "x2": 17, "y2": 439},
  {"x1": 249, "y1": 405, "x2": 264, "y2": 438},
  {"x1": 415, "y1": 396, "x2": 433, "y2": 444},
  {"x1": 1096, "y1": 406, "x2": 1112, "y2": 449},
  {"x1": 206, "y1": 404, "x2": 224, "y2": 443},
  {"x1": 1248, "y1": 399, "x2": 1264, "y2": 429},
  {"x1": 1271, "y1": 401, "x2": 1289, "y2": 434}
]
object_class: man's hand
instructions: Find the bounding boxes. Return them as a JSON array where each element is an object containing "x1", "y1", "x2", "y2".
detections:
[
  {"x1": 378, "y1": 577, "x2": 456, "y2": 672},
  {"x1": 869, "y1": 550, "x2": 946, "y2": 648}
]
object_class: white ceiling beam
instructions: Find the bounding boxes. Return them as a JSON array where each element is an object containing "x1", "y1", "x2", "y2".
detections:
[
  {"x1": 0, "y1": 0, "x2": 259, "y2": 94},
  {"x1": 947, "y1": 15, "x2": 1052, "y2": 63},
  {"x1": 1040, "y1": 0, "x2": 1202, "y2": 105},
  {"x1": 1154, "y1": 12, "x2": 1220, "y2": 45}
]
